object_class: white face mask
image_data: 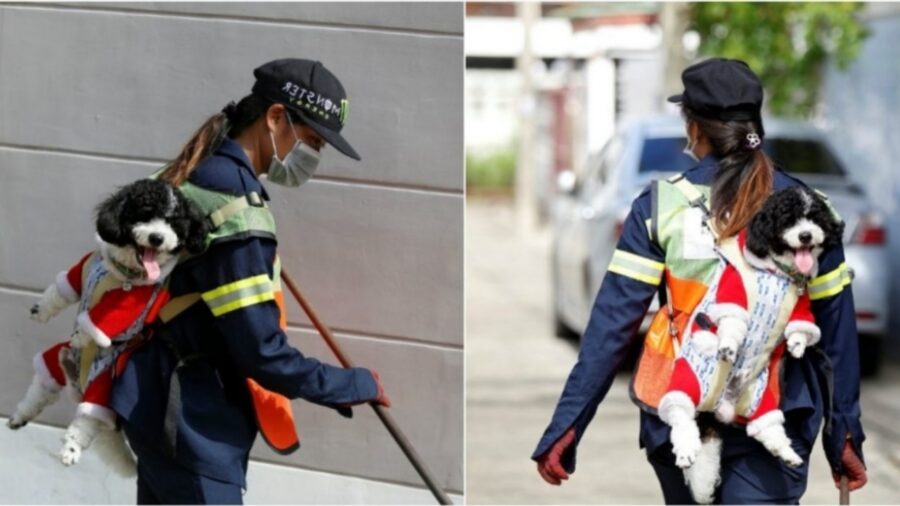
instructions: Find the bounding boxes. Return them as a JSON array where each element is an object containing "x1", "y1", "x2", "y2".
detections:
[
  {"x1": 267, "y1": 113, "x2": 321, "y2": 187},
  {"x1": 682, "y1": 133, "x2": 700, "y2": 162}
]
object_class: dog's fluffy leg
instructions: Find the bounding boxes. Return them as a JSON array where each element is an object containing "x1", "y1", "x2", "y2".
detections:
[
  {"x1": 60, "y1": 415, "x2": 104, "y2": 466},
  {"x1": 683, "y1": 433, "x2": 722, "y2": 504},
  {"x1": 7, "y1": 374, "x2": 61, "y2": 430},
  {"x1": 747, "y1": 410, "x2": 803, "y2": 467},
  {"x1": 715, "y1": 316, "x2": 748, "y2": 364},
  {"x1": 93, "y1": 429, "x2": 137, "y2": 477},
  {"x1": 30, "y1": 274, "x2": 78, "y2": 323},
  {"x1": 784, "y1": 321, "x2": 821, "y2": 359},
  {"x1": 786, "y1": 332, "x2": 810, "y2": 358},
  {"x1": 659, "y1": 392, "x2": 702, "y2": 468}
]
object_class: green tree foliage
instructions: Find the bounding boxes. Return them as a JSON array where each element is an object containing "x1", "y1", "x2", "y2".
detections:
[{"x1": 689, "y1": 2, "x2": 870, "y2": 117}]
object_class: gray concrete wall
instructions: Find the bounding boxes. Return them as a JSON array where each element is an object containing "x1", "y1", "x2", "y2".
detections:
[
  {"x1": 0, "y1": 2, "x2": 463, "y2": 502},
  {"x1": 820, "y1": 7, "x2": 900, "y2": 358}
]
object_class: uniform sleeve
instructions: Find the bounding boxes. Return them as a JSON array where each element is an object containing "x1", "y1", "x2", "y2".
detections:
[
  {"x1": 188, "y1": 237, "x2": 378, "y2": 409},
  {"x1": 808, "y1": 244, "x2": 865, "y2": 472},
  {"x1": 532, "y1": 190, "x2": 664, "y2": 472}
]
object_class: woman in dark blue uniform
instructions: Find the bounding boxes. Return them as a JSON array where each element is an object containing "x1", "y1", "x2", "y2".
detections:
[
  {"x1": 110, "y1": 59, "x2": 388, "y2": 504},
  {"x1": 533, "y1": 59, "x2": 868, "y2": 503}
]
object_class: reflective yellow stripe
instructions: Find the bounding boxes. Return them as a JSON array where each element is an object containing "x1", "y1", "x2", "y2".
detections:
[
  {"x1": 809, "y1": 262, "x2": 846, "y2": 287},
  {"x1": 609, "y1": 264, "x2": 661, "y2": 285},
  {"x1": 609, "y1": 249, "x2": 664, "y2": 285},
  {"x1": 202, "y1": 274, "x2": 271, "y2": 301},
  {"x1": 202, "y1": 274, "x2": 275, "y2": 316},
  {"x1": 809, "y1": 263, "x2": 852, "y2": 300},
  {"x1": 209, "y1": 291, "x2": 276, "y2": 317},
  {"x1": 612, "y1": 249, "x2": 665, "y2": 271}
]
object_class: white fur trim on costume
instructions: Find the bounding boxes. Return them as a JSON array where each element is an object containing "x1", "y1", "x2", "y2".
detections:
[
  {"x1": 708, "y1": 303, "x2": 750, "y2": 324},
  {"x1": 76, "y1": 311, "x2": 112, "y2": 348},
  {"x1": 659, "y1": 391, "x2": 696, "y2": 426},
  {"x1": 54, "y1": 270, "x2": 79, "y2": 302},
  {"x1": 76, "y1": 402, "x2": 117, "y2": 430},
  {"x1": 746, "y1": 409, "x2": 785, "y2": 437},
  {"x1": 684, "y1": 435, "x2": 722, "y2": 504},
  {"x1": 32, "y1": 352, "x2": 63, "y2": 392},
  {"x1": 785, "y1": 321, "x2": 821, "y2": 346},
  {"x1": 690, "y1": 330, "x2": 719, "y2": 356}
]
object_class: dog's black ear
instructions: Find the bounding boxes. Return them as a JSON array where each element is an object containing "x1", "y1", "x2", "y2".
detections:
[
  {"x1": 746, "y1": 205, "x2": 775, "y2": 258},
  {"x1": 95, "y1": 188, "x2": 128, "y2": 245},
  {"x1": 181, "y1": 193, "x2": 210, "y2": 254}
]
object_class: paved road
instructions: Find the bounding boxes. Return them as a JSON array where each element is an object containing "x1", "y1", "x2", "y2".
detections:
[{"x1": 466, "y1": 197, "x2": 900, "y2": 504}]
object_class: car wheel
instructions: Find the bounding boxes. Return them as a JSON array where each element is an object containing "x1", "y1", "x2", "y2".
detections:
[{"x1": 859, "y1": 334, "x2": 882, "y2": 377}]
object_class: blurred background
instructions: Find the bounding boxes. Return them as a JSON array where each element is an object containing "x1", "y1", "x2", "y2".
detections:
[
  {"x1": 466, "y1": 2, "x2": 900, "y2": 503},
  {"x1": 0, "y1": 2, "x2": 462, "y2": 504}
]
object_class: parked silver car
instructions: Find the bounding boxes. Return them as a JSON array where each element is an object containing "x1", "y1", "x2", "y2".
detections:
[{"x1": 551, "y1": 115, "x2": 888, "y2": 374}]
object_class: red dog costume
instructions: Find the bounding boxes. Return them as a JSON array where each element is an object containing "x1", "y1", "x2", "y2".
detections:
[{"x1": 34, "y1": 251, "x2": 169, "y2": 429}]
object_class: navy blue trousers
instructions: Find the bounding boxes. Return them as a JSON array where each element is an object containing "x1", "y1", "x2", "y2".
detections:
[
  {"x1": 647, "y1": 424, "x2": 811, "y2": 504},
  {"x1": 124, "y1": 424, "x2": 244, "y2": 505}
]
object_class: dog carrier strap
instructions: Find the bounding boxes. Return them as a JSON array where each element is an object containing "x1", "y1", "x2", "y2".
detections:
[
  {"x1": 207, "y1": 192, "x2": 267, "y2": 229},
  {"x1": 666, "y1": 174, "x2": 719, "y2": 241},
  {"x1": 158, "y1": 293, "x2": 202, "y2": 323}
]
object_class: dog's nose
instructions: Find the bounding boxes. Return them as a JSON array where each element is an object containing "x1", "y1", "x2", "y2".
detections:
[
  {"x1": 148, "y1": 233, "x2": 164, "y2": 247},
  {"x1": 799, "y1": 231, "x2": 813, "y2": 244}
]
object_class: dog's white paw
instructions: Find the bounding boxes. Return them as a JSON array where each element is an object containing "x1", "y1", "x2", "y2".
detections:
[
  {"x1": 671, "y1": 425, "x2": 703, "y2": 469},
  {"x1": 717, "y1": 337, "x2": 738, "y2": 364},
  {"x1": 787, "y1": 333, "x2": 807, "y2": 359},
  {"x1": 29, "y1": 303, "x2": 51, "y2": 323},
  {"x1": 7, "y1": 414, "x2": 28, "y2": 430},
  {"x1": 779, "y1": 447, "x2": 803, "y2": 468},
  {"x1": 60, "y1": 441, "x2": 82, "y2": 466}
]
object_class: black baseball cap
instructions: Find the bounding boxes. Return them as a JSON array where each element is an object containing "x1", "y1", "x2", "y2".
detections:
[
  {"x1": 252, "y1": 58, "x2": 361, "y2": 161},
  {"x1": 667, "y1": 58, "x2": 764, "y2": 124}
]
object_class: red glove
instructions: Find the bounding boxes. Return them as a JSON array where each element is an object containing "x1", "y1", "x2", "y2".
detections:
[
  {"x1": 831, "y1": 438, "x2": 867, "y2": 491},
  {"x1": 370, "y1": 370, "x2": 392, "y2": 408},
  {"x1": 536, "y1": 427, "x2": 576, "y2": 485}
]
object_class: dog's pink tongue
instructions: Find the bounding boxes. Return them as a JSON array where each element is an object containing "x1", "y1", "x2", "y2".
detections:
[
  {"x1": 795, "y1": 248, "x2": 814, "y2": 275},
  {"x1": 141, "y1": 249, "x2": 160, "y2": 282}
]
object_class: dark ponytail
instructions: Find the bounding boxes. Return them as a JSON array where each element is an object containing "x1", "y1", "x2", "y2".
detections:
[
  {"x1": 159, "y1": 93, "x2": 305, "y2": 186},
  {"x1": 682, "y1": 107, "x2": 774, "y2": 239}
]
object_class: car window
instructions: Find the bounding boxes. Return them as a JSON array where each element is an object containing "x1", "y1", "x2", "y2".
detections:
[
  {"x1": 638, "y1": 136, "x2": 846, "y2": 176},
  {"x1": 637, "y1": 137, "x2": 697, "y2": 174},
  {"x1": 765, "y1": 139, "x2": 845, "y2": 175}
]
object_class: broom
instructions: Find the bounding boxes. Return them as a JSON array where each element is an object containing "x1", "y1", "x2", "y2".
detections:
[{"x1": 280, "y1": 269, "x2": 453, "y2": 505}]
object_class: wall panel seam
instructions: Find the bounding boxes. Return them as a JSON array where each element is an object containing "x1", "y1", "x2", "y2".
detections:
[
  {"x1": 0, "y1": 286, "x2": 462, "y2": 350},
  {"x1": 0, "y1": 144, "x2": 463, "y2": 195},
  {"x1": 0, "y1": 3, "x2": 464, "y2": 38}
]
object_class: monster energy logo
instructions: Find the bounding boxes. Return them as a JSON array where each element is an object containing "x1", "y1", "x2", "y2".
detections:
[{"x1": 340, "y1": 99, "x2": 349, "y2": 126}]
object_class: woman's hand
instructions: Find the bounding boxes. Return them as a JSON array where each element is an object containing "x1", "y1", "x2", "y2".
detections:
[
  {"x1": 370, "y1": 370, "x2": 392, "y2": 408},
  {"x1": 832, "y1": 438, "x2": 867, "y2": 491},
  {"x1": 536, "y1": 427, "x2": 576, "y2": 485}
]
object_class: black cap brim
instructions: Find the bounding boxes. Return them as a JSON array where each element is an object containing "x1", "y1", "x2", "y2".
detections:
[
  {"x1": 296, "y1": 108, "x2": 361, "y2": 161},
  {"x1": 667, "y1": 93, "x2": 684, "y2": 103}
]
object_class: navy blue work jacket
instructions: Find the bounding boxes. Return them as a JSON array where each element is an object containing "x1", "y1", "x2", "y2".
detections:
[
  {"x1": 533, "y1": 155, "x2": 866, "y2": 477},
  {"x1": 111, "y1": 138, "x2": 377, "y2": 487}
]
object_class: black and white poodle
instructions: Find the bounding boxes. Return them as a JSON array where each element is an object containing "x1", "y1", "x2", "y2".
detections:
[
  {"x1": 745, "y1": 186, "x2": 845, "y2": 283},
  {"x1": 660, "y1": 186, "x2": 844, "y2": 503},
  {"x1": 11, "y1": 178, "x2": 207, "y2": 472}
]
